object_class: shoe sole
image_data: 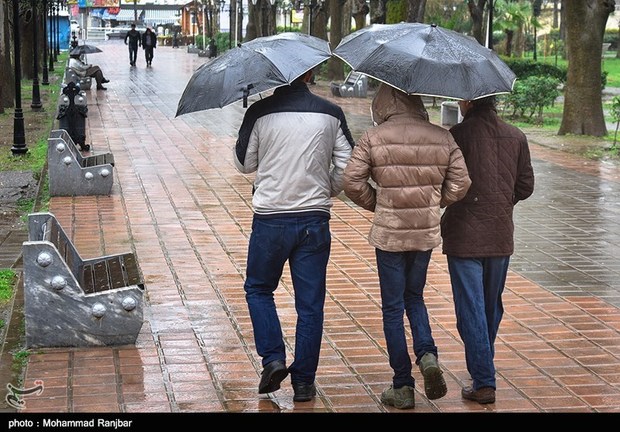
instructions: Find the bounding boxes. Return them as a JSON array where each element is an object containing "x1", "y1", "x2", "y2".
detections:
[
  {"x1": 258, "y1": 368, "x2": 288, "y2": 394},
  {"x1": 421, "y1": 366, "x2": 447, "y2": 400}
]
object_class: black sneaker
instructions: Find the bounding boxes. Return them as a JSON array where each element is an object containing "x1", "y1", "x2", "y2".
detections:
[
  {"x1": 292, "y1": 382, "x2": 316, "y2": 402},
  {"x1": 258, "y1": 360, "x2": 288, "y2": 394}
]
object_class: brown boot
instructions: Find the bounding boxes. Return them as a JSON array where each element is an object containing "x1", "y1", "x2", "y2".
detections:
[{"x1": 461, "y1": 386, "x2": 495, "y2": 404}]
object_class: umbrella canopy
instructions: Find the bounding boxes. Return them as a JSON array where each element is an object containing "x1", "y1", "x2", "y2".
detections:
[
  {"x1": 70, "y1": 44, "x2": 103, "y2": 56},
  {"x1": 333, "y1": 22, "x2": 517, "y2": 101},
  {"x1": 176, "y1": 32, "x2": 332, "y2": 116}
]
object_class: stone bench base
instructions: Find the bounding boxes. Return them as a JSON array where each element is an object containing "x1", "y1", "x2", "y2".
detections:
[{"x1": 23, "y1": 212, "x2": 145, "y2": 348}]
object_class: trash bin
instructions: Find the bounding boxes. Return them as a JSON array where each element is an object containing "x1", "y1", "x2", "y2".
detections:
[{"x1": 57, "y1": 82, "x2": 89, "y2": 151}]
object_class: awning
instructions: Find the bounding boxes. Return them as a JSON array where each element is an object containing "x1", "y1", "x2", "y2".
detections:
[
  {"x1": 113, "y1": 9, "x2": 143, "y2": 22},
  {"x1": 143, "y1": 9, "x2": 180, "y2": 26},
  {"x1": 89, "y1": 8, "x2": 105, "y2": 18}
]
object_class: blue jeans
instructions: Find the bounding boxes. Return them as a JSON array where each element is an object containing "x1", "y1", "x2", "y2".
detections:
[
  {"x1": 128, "y1": 45, "x2": 138, "y2": 64},
  {"x1": 244, "y1": 214, "x2": 330, "y2": 385},
  {"x1": 375, "y1": 249, "x2": 438, "y2": 389},
  {"x1": 447, "y1": 255, "x2": 510, "y2": 391}
]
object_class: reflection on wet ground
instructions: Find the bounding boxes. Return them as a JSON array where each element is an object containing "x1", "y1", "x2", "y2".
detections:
[{"x1": 514, "y1": 158, "x2": 620, "y2": 306}]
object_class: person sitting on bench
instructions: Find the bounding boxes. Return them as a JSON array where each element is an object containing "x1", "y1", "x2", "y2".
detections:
[{"x1": 68, "y1": 53, "x2": 110, "y2": 91}]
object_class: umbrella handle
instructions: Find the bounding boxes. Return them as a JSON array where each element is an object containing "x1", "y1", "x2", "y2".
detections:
[{"x1": 243, "y1": 84, "x2": 254, "y2": 108}]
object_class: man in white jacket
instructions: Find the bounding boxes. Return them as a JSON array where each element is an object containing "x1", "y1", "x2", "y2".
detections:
[{"x1": 234, "y1": 68, "x2": 354, "y2": 403}]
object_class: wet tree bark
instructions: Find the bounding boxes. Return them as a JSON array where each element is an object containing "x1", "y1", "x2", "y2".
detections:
[
  {"x1": 467, "y1": 0, "x2": 487, "y2": 45},
  {"x1": 407, "y1": 0, "x2": 426, "y2": 23},
  {"x1": 558, "y1": 0, "x2": 615, "y2": 137},
  {"x1": 0, "y1": 0, "x2": 15, "y2": 112},
  {"x1": 327, "y1": 0, "x2": 346, "y2": 81}
]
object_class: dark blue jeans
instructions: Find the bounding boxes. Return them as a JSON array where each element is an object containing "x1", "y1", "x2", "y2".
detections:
[
  {"x1": 244, "y1": 214, "x2": 330, "y2": 385},
  {"x1": 375, "y1": 249, "x2": 437, "y2": 389},
  {"x1": 447, "y1": 255, "x2": 510, "y2": 391},
  {"x1": 128, "y1": 45, "x2": 138, "y2": 64}
]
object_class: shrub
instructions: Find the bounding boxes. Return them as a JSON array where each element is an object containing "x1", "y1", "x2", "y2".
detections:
[{"x1": 504, "y1": 75, "x2": 561, "y2": 124}]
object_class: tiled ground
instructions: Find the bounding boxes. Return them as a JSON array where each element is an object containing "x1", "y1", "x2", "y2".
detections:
[{"x1": 8, "y1": 41, "x2": 620, "y2": 414}]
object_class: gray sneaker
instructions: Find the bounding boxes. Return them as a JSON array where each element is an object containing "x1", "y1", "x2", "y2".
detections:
[
  {"x1": 418, "y1": 352, "x2": 448, "y2": 400},
  {"x1": 380, "y1": 384, "x2": 415, "y2": 409}
]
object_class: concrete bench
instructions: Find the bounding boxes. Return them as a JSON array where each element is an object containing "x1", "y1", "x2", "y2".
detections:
[
  {"x1": 48, "y1": 129, "x2": 115, "y2": 197},
  {"x1": 440, "y1": 101, "x2": 463, "y2": 127},
  {"x1": 22, "y1": 212, "x2": 145, "y2": 348},
  {"x1": 330, "y1": 71, "x2": 368, "y2": 98},
  {"x1": 64, "y1": 67, "x2": 93, "y2": 90}
]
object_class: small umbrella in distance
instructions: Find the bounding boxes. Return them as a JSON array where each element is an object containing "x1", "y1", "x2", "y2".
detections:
[{"x1": 70, "y1": 44, "x2": 103, "y2": 56}]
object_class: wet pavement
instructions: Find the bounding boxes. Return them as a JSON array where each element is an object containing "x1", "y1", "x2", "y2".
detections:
[{"x1": 2, "y1": 40, "x2": 620, "y2": 415}]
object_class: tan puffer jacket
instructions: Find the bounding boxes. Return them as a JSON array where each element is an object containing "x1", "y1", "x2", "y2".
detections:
[{"x1": 344, "y1": 84, "x2": 471, "y2": 252}]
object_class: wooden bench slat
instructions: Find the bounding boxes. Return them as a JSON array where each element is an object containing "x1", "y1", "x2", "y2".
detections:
[
  {"x1": 82, "y1": 263, "x2": 96, "y2": 294},
  {"x1": 122, "y1": 253, "x2": 142, "y2": 286},
  {"x1": 107, "y1": 256, "x2": 126, "y2": 289},
  {"x1": 93, "y1": 261, "x2": 111, "y2": 292}
]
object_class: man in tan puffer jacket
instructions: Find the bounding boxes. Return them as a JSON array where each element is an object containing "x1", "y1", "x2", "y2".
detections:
[{"x1": 344, "y1": 83, "x2": 471, "y2": 409}]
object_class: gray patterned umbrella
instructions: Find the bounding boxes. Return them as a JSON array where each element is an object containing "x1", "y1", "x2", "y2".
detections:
[
  {"x1": 70, "y1": 44, "x2": 103, "y2": 56},
  {"x1": 176, "y1": 32, "x2": 332, "y2": 116},
  {"x1": 333, "y1": 22, "x2": 517, "y2": 100}
]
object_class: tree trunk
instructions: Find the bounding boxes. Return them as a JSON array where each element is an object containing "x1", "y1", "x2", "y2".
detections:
[
  {"x1": 245, "y1": 2, "x2": 257, "y2": 41},
  {"x1": 407, "y1": 0, "x2": 426, "y2": 23},
  {"x1": 559, "y1": 0, "x2": 615, "y2": 137},
  {"x1": 0, "y1": 0, "x2": 15, "y2": 112},
  {"x1": 504, "y1": 30, "x2": 513, "y2": 57},
  {"x1": 467, "y1": 0, "x2": 487, "y2": 45},
  {"x1": 327, "y1": 0, "x2": 345, "y2": 81},
  {"x1": 21, "y1": 4, "x2": 33, "y2": 81},
  {"x1": 313, "y1": 0, "x2": 328, "y2": 40},
  {"x1": 370, "y1": 0, "x2": 386, "y2": 24},
  {"x1": 352, "y1": 0, "x2": 369, "y2": 30}
]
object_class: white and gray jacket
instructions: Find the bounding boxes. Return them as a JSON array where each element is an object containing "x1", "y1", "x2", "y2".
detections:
[{"x1": 234, "y1": 82, "x2": 355, "y2": 217}]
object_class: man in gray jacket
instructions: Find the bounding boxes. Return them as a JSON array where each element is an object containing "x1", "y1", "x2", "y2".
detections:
[{"x1": 234, "y1": 69, "x2": 354, "y2": 402}]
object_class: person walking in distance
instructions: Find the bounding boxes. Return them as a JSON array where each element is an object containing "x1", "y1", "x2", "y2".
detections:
[
  {"x1": 344, "y1": 84, "x2": 471, "y2": 410},
  {"x1": 441, "y1": 96, "x2": 535, "y2": 405},
  {"x1": 124, "y1": 24, "x2": 141, "y2": 66},
  {"x1": 234, "y1": 68, "x2": 354, "y2": 403},
  {"x1": 142, "y1": 27, "x2": 157, "y2": 67}
]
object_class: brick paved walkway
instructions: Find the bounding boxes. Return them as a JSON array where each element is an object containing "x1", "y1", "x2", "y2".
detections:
[{"x1": 6, "y1": 40, "x2": 620, "y2": 415}]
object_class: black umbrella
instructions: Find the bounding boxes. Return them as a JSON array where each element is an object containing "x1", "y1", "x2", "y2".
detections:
[
  {"x1": 70, "y1": 44, "x2": 103, "y2": 56},
  {"x1": 333, "y1": 22, "x2": 517, "y2": 100},
  {"x1": 176, "y1": 32, "x2": 332, "y2": 116}
]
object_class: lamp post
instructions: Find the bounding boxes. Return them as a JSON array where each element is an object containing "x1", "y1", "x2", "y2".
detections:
[
  {"x1": 42, "y1": 0, "x2": 49, "y2": 85},
  {"x1": 237, "y1": 0, "x2": 243, "y2": 45},
  {"x1": 31, "y1": 0, "x2": 42, "y2": 110},
  {"x1": 486, "y1": 0, "x2": 494, "y2": 50},
  {"x1": 48, "y1": 1, "x2": 55, "y2": 71},
  {"x1": 11, "y1": 0, "x2": 27, "y2": 155},
  {"x1": 55, "y1": 1, "x2": 60, "y2": 59},
  {"x1": 228, "y1": 0, "x2": 232, "y2": 49}
]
